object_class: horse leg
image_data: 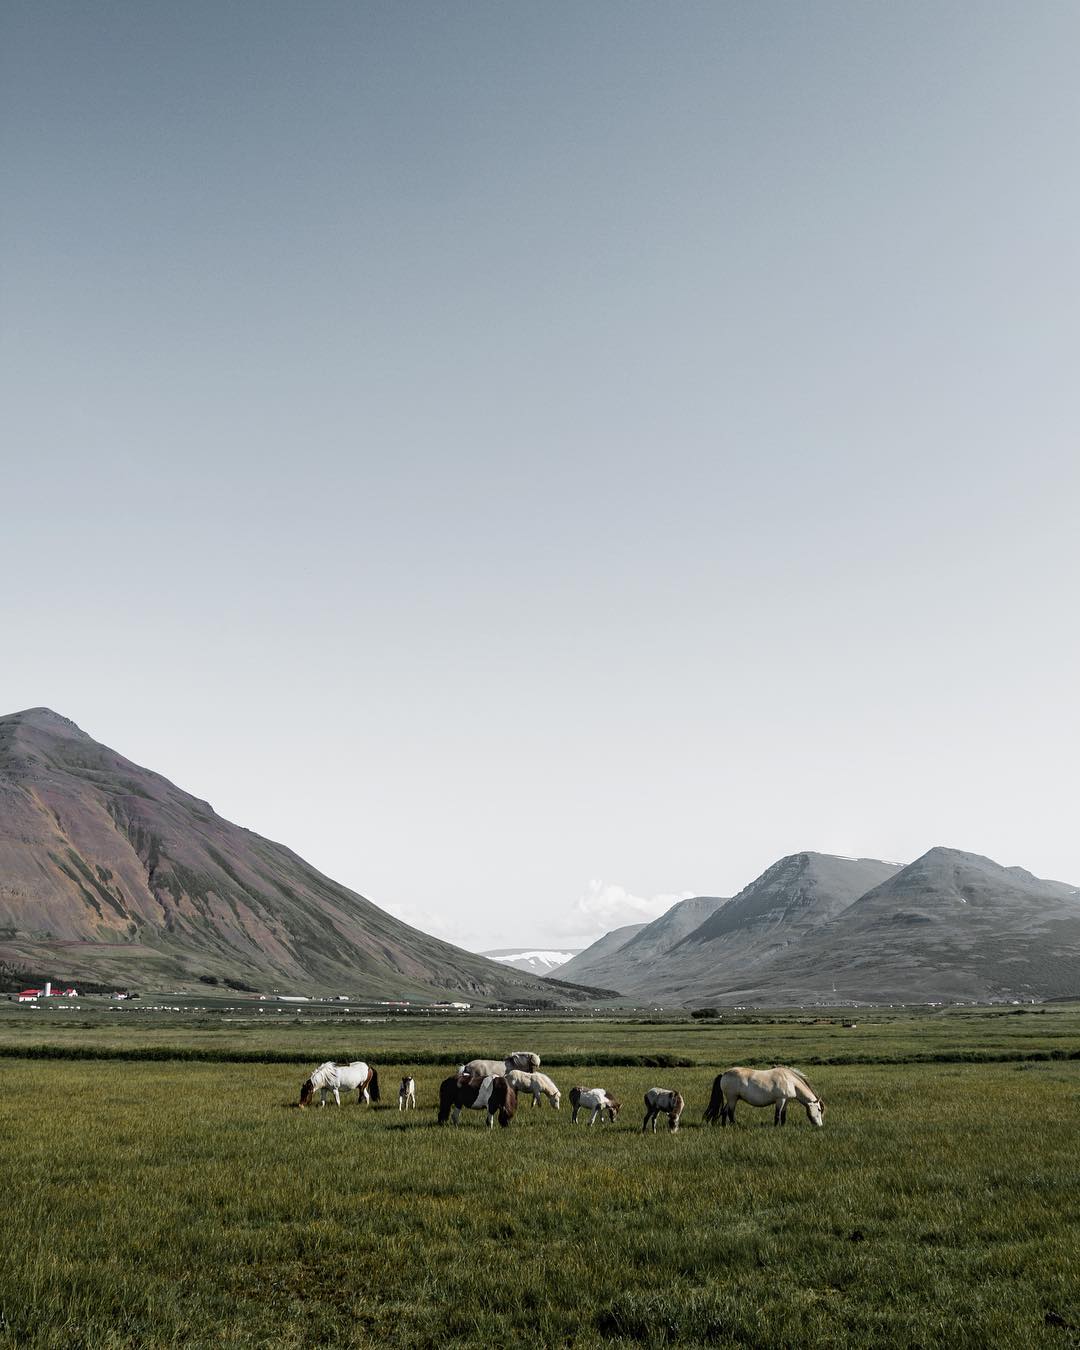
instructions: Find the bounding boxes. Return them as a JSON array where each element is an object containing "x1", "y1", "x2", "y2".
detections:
[
  {"x1": 487, "y1": 1111, "x2": 495, "y2": 1129},
  {"x1": 589, "y1": 1106, "x2": 600, "y2": 1126}
]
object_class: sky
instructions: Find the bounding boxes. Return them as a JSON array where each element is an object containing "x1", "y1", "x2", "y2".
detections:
[{"x1": 3, "y1": 2, "x2": 1078, "y2": 951}]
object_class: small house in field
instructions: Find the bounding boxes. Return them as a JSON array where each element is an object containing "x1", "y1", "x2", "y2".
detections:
[{"x1": 17, "y1": 989, "x2": 42, "y2": 1002}]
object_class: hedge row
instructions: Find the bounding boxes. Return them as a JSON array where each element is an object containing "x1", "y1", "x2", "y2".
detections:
[{"x1": 0, "y1": 1045, "x2": 1077, "y2": 1068}]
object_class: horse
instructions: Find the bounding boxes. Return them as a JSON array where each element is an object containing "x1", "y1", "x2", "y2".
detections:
[
  {"x1": 642, "y1": 1087, "x2": 685, "y2": 1134},
  {"x1": 504, "y1": 1069, "x2": 561, "y2": 1109},
  {"x1": 703, "y1": 1066, "x2": 825, "y2": 1128},
  {"x1": 437, "y1": 1074, "x2": 517, "y2": 1128},
  {"x1": 398, "y1": 1075, "x2": 416, "y2": 1110},
  {"x1": 460, "y1": 1052, "x2": 540, "y2": 1078},
  {"x1": 568, "y1": 1086, "x2": 620, "y2": 1125},
  {"x1": 298, "y1": 1061, "x2": 381, "y2": 1109}
]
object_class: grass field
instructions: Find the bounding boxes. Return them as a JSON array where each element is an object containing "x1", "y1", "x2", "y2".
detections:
[{"x1": 1, "y1": 1009, "x2": 1078, "y2": 1347}]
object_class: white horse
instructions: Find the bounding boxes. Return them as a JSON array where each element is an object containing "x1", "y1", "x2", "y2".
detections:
[
  {"x1": 398, "y1": 1075, "x2": 416, "y2": 1110},
  {"x1": 460, "y1": 1052, "x2": 540, "y2": 1078},
  {"x1": 569, "y1": 1086, "x2": 620, "y2": 1125},
  {"x1": 298, "y1": 1061, "x2": 381, "y2": 1109},
  {"x1": 505, "y1": 1069, "x2": 561, "y2": 1109},
  {"x1": 703, "y1": 1066, "x2": 825, "y2": 1128},
  {"x1": 642, "y1": 1086, "x2": 685, "y2": 1133}
]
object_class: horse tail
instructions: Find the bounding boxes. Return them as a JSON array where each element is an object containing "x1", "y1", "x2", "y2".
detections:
[
  {"x1": 702, "y1": 1074, "x2": 725, "y2": 1124},
  {"x1": 368, "y1": 1068, "x2": 381, "y2": 1102},
  {"x1": 498, "y1": 1083, "x2": 517, "y2": 1127}
]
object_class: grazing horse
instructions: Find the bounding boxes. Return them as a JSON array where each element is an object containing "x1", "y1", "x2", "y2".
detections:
[
  {"x1": 398, "y1": 1075, "x2": 416, "y2": 1110},
  {"x1": 298, "y1": 1061, "x2": 381, "y2": 1109},
  {"x1": 703, "y1": 1066, "x2": 825, "y2": 1128},
  {"x1": 505, "y1": 1069, "x2": 561, "y2": 1109},
  {"x1": 642, "y1": 1087, "x2": 685, "y2": 1133},
  {"x1": 460, "y1": 1052, "x2": 540, "y2": 1078},
  {"x1": 438, "y1": 1074, "x2": 517, "y2": 1129},
  {"x1": 568, "y1": 1086, "x2": 620, "y2": 1125}
]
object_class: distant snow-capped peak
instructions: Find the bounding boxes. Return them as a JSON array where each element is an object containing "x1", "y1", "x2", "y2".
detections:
[{"x1": 481, "y1": 948, "x2": 580, "y2": 976}]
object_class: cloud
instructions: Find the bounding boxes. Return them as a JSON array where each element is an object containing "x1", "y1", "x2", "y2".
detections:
[
  {"x1": 552, "y1": 880, "x2": 695, "y2": 946},
  {"x1": 380, "y1": 900, "x2": 471, "y2": 948}
]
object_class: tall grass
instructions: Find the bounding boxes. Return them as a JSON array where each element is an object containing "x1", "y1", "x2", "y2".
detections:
[{"x1": 1, "y1": 1058, "x2": 1077, "y2": 1347}]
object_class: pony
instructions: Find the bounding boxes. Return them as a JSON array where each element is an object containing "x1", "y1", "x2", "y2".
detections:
[
  {"x1": 298, "y1": 1061, "x2": 380, "y2": 1109},
  {"x1": 504, "y1": 1069, "x2": 561, "y2": 1109},
  {"x1": 568, "y1": 1086, "x2": 620, "y2": 1125},
  {"x1": 642, "y1": 1087, "x2": 685, "y2": 1133},
  {"x1": 460, "y1": 1052, "x2": 540, "y2": 1078},
  {"x1": 437, "y1": 1074, "x2": 517, "y2": 1128},
  {"x1": 398, "y1": 1075, "x2": 416, "y2": 1110},
  {"x1": 703, "y1": 1066, "x2": 825, "y2": 1128}
]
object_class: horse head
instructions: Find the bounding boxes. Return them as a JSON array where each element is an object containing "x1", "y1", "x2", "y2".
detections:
[
  {"x1": 606, "y1": 1096, "x2": 621, "y2": 1122},
  {"x1": 437, "y1": 1074, "x2": 460, "y2": 1124},
  {"x1": 298, "y1": 1078, "x2": 314, "y2": 1109},
  {"x1": 668, "y1": 1093, "x2": 685, "y2": 1132},
  {"x1": 807, "y1": 1097, "x2": 825, "y2": 1128}
]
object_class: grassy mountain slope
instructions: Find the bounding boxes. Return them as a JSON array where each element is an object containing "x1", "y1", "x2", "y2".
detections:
[
  {"x1": 0, "y1": 708, "x2": 571, "y2": 1000},
  {"x1": 732, "y1": 847, "x2": 1080, "y2": 1004},
  {"x1": 620, "y1": 854, "x2": 902, "y2": 1001},
  {"x1": 553, "y1": 922, "x2": 647, "y2": 986},
  {"x1": 552, "y1": 896, "x2": 729, "y2": 995}
]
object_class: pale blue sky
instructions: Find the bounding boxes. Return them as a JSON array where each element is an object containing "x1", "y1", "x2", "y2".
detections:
[{"x1": 3, "y1": 3, "x2": 1078, "y2": 948}]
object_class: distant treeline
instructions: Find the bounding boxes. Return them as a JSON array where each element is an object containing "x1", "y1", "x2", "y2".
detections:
[
  {"x1": 0, "y1": 962, "x2": 124, "y2": 996},
  {"x1": 1, "y1": 1044, "x2": 1078, "y2": 1067}
]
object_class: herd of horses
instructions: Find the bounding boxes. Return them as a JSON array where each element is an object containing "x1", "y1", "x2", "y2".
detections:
[{"x1": 297, "y1": 1052, "x2": 826, "y2": 1132}]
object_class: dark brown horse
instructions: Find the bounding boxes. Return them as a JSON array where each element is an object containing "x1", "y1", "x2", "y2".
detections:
[{"x1": 437, "y1": 1073, "x2": 517, "y2": 1128}]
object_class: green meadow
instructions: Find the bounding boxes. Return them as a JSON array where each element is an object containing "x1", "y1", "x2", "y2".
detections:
[{"x1": 1, "y1": 1008, "x2": 1078, "y2": 1347}]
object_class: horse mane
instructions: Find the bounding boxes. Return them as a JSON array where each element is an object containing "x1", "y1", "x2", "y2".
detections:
[{"x1": 785, "y1": 1066, "x2": 818, "y2": 1097}]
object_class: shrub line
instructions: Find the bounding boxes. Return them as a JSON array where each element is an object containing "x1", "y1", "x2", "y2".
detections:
[{"x1": 0, "y1": 1044, "x2": 1076, "y2": 1067}]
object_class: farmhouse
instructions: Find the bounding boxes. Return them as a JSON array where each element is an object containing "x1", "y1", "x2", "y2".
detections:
[{"x1": 14, "y1": 983, "x2": 79, "y2": 1001}]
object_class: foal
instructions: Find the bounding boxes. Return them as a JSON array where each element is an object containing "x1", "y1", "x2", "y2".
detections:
[
  {"x1": 642, "y1": 1087, "x2": 684, "y2": 1133},
  {"x1": 398, "y1": 1075, "x2": 416, "y2": 1110},
  {"x1": 569, "y1": 1086, "x2": 621, "y2": 1125}
]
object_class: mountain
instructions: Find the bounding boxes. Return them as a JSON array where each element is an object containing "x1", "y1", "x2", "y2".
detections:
[
  {"x1": 729, "y1": 847, "x2": 1080, "y2": 1004},
  {"x1": 551, "y1": 896, "x2": 729, "y2": 994},
  {"x1": 0, "y1": 708, "x2": 575, "y2": 1001},
  {"x1": 628, "y1": 848, "x2": 1080, "y2": 1005},
  {"x1": 481, "y1": 947, "x2": 580, "y2": 976},
  {"x1": 615, "y1": 853, "x2": 904, "y2": 1001},
  {"x1": 554, "y1": 922, "x2": 648, "y2": 985}
]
